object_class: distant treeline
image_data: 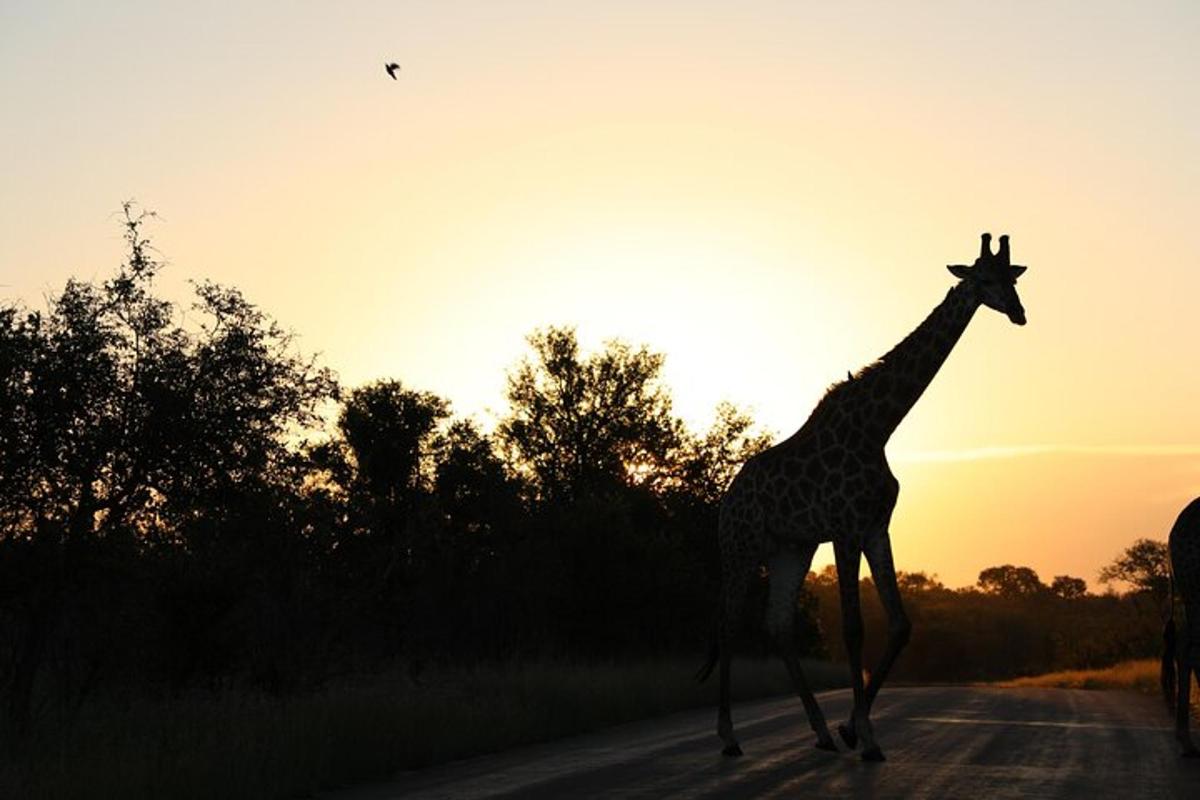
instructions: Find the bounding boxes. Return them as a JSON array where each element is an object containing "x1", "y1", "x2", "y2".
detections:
[
  {"x1": 0, "y1": 209, "x2": 1166, "y2": 736},
  {"x1": 810, "y1": 564, "x2": 1165, "y2": 682}
]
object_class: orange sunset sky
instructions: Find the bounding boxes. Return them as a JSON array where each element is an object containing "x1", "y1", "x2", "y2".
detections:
[{"x1": 3, "y1": 1, "x2": 1199, "y2": 588}]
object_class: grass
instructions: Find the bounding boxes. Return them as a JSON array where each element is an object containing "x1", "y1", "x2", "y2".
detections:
[
  {"x1": 993, "y1": 658, "x2": 1200, "y2": 720},
  {"x1": 0, "y1": 655, "x2": 845, "y2": 800},
  {"x1": 994, "y1": 659, "x2": 1165, "y2": 693}
]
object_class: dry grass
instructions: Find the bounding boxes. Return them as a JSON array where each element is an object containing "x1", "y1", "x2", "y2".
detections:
[
  {"x1": 995, "y1": 659, "x2": 1164, "y2": 693},
  {"x1": 994, "y1": 658, "x2": 1200, "y2": 721},
  {"x1": 0, "y1": 656, "x2": 845, "y2": 800}
]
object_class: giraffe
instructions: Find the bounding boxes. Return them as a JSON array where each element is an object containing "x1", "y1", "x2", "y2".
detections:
[
  {"x1": 1164, "y1": 498, "x2": 1200, "y2": 757},
  {"x1": 698, "y1": 233, "x2": 1027, "y2": 761}
]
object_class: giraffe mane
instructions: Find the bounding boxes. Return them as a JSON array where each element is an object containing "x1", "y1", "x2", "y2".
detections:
[
  {"x1": 813, "y1": 356, "x2": 885, "y2": 411},
  {"x1": 812, "y1": 282, "x2": 963, "y2": 416}
]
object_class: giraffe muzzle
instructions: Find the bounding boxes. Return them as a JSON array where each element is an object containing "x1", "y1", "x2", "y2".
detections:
[{"x1": 1008, "y1": 306, "x2": 1027, "y2": 326}]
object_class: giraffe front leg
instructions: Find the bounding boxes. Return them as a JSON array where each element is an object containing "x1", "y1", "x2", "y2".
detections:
[
  {"x1": 840, "y1": 531, "x2": 911, "y2": 754},
  {"x1": 861, "y1": 534, "x2": 912, "y2": 707},
  {"x1": 834, "y1": 543, "x2": 883, "y2": 761}
]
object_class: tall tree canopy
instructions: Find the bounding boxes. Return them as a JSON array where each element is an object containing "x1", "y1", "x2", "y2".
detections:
[
  {"x1": 498, "y1": 326, "x2": 681, "y2": 501},
  {"x1": 335, "y1": 380, "x2": 449, "y2": 508},
  {"x1": 0, "y1": 204, "x2": 336, "y2": 545}
]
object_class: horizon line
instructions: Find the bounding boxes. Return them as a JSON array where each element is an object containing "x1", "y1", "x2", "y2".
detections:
[{"x1": 890, "y1": 443, "x2": 1200, "y2": 463}]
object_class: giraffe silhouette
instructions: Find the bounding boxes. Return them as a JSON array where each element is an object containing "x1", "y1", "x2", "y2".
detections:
[
  {"x1": 699, "y1": 233, "x2": 1028, "y2": 761},
  {"x1": 1165, "y1": 498, "x2": 1200, "y2": 756}
]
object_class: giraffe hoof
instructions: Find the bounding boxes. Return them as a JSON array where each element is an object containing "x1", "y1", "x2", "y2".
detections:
[
  {"x1": 861, "y1": 745, "x2": 886, "y2": 762},
  {"x1": 838, "y1": 723, "x2": 858, "y2": 750},
  {"x1": 815, "y1": 737, "x2": 838, "y2": 752},
  {"x1": 722, "y1": 742, "x2": 744, "y2": 757}
]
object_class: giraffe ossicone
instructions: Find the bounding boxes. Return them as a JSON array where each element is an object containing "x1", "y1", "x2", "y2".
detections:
[{"x1": 702, "y1": 233, "x2": 1028, "y2": 761}]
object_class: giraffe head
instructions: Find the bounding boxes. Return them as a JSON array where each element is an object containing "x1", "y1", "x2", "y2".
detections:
[{"x1": 947, "y1": 233, "x2": 1027, "y2": 325}]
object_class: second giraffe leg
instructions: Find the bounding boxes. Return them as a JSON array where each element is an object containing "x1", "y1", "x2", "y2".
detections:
[
  {"x1": 841, "y1": 532, "x2": 911, "y2": 748},
  {"x1": 766, "y1": 545, "x2": 836, "y2": 750},
  {"x1": 834, "y1": 542, "x2": 883, "y2": 761},
  {"x1": 1178, "y1": 605, "x2": 1199, "y2": 756}
]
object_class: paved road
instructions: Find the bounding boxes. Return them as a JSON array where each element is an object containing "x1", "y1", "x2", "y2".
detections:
[{"x1": 330, "y1": 687, "x2": 1200, "y2": 799}]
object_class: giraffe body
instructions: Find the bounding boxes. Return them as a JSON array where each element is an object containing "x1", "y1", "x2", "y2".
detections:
[
  {"x1": 1166, "y1": 498, "x2": 1200, "y2": 756},
  {"x1": 706, "y1": 234, "x2": 1027, "y2": 761}
]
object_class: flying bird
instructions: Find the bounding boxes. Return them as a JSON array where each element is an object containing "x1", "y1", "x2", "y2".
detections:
[{"x1": 385, "y1": 62, "x2": 400, "y2": 80}]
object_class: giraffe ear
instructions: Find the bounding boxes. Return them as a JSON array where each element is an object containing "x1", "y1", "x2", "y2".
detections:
[
  {"x1": 1010, "y1": 265, "x2": 1027, "y2": 279},
  {"x1": 947, "y1": 264, "x2": 972, "y2": 279}
]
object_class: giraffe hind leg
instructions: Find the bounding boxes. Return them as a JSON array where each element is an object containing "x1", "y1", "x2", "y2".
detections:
[
  {"x1": 717, "y1": 602, "x2": 744, "y2": 756},
  {"x1": 716, "y1": 543, "x2": 757, "y2": 757},
  {"x1": 718, "y1": 644, "x2": 742, "y2": 757},
  {"x1": 766, "y1": 546, "x2": 836, "y2": 751},
  {"x1": 715, "y1": 556, "x2": 753, "y2": 758}
]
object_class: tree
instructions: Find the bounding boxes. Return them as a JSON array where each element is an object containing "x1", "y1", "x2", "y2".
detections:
[
  {"x1": 0, "y1": 204, "x2": 339, "y2": 724},
  {"x1": 1050, "y1": 575, "x2": 1088, "y2": 600},
  {"x1": 314, "y1": 379, "x2": 452, "y2": 613},
  {"x1": 335, "y1": 380, "x2": 449, "y2": 509},
  {"x1": 1098, "y1": 538, "x2": 1169, "y2": 598},
  {"x1": 898, "y1": 571, "x2": 946, "y2": 594},
  {"x1": 672, "y1": 401, "x2": 773, "y2": 507},
  {"x1": 433, "y1": 419, "x2": 522, "y2": 533},
  {"x1": 498, "y1": 327, "x2": 681, "y2": 501},
  {"x1": 1051, "y1": 575, "x2": 1089, "y2": 599},
  {"x1": 977, "y1": 564, "x2": 1045, "y2": 597},
  {"x1": 0, "y1": 204, "x2": 337, "y2": 544}
]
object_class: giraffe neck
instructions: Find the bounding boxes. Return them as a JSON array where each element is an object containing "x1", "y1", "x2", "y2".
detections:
[{"x1": 855, "y1": 281, "x2": 980, "y2": 446}]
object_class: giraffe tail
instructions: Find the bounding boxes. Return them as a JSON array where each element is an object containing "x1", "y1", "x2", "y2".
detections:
[
  {"x1": 695, "y1": 642, "x2": 719, "y2": 683},
  {"x1": 1162, "y1": 574, "x2": 1176, "y2": 714}
]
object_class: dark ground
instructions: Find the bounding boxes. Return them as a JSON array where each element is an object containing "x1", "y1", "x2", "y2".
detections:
[{"x1": 327, "y1": 686, "x2": 1200, "y2": 799}]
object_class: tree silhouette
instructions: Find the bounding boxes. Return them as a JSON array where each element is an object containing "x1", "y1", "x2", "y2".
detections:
[
  {"x1": 977, "y1": 564, "x2": 1046, "y2": 597},
  {"x1": 672, "y1": 401, "x2": 773, "y2": 507},
  {"x1": 498, "y1": 326, "x2": 681, "y2": 501},
  {"x1": 897, "y1": 571, "x2": 946, "y2": 594},
  {"x1": 434, "y1": 419, "x2": 523, "y2": 534},
  {"x1": 0, "y1": 204, "x2": 338, "y2": 725},
  {"x1": 335, "y1": 379, "x2": 449, "y2": 511},
  {"x1": 1050, "y1": 575, "x2": 1088, "y2": 600},
  {"x1": 0, "y1": 205, "x2": 335, "y2": 543},
  {"x1": 1098, "y1": 538, "x2": 1170, "y2": 599}
]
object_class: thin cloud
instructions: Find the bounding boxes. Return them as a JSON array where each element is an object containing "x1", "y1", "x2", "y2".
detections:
[{"x1": 891, "y1": 444, "x2": 1200, "y2": 464}]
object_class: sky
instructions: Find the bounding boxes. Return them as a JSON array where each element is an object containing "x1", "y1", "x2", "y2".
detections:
[{"x1": 3, "y1": 1, "x2": 1199, "y2": 588}]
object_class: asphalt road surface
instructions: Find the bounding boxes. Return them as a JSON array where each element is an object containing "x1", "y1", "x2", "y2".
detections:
[{"x1": 330, "y1": 687, "x2": 1200, "y2": 799}]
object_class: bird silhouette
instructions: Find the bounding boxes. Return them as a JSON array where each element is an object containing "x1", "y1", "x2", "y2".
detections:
[{"x1": 385, "y1": 63, "x2": 400, "y2": 80}]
